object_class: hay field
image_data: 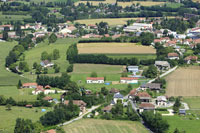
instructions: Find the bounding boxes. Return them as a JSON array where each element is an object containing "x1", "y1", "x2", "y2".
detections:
[
  {"x1": 75, "y1": 0, "x2": 165, "y2": 7},
  {"x1": 77, "y1": 43, "x2": 156, "y2": 54},
  {"x1": 166, "y1": 66, "x2": 200, "y2": 96},
  {"x1": 63, "y1": 119, "x2": 148, "y2": 133}
]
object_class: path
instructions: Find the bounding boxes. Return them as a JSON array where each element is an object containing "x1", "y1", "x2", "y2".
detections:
[
  {"x1": 58, "y1": 105, "x2": 100, "y2": 126},
  {"x1": 162, "y1": 109, "x2": 174, "y2": 116},
  {"x1": 181, "y1": 102, "x2": 190, "y2": 110}
]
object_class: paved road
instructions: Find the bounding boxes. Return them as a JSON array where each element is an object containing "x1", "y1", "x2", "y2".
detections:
[
  {"x1": 162, "y1": 109, "x2": 174, "y2": 116},
  {"x1": 58, "y1": 105, "x2": 100, "y2": 126},
  {"x1": 181, "y1": 102, "x2": 190, "y2": 110}
]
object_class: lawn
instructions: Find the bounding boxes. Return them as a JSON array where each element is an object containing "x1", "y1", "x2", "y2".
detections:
[
  {"x1": 77, "y1": 43, "x2": 156, "y2": 54},
  {"x1": 163, "y1": 115, "x2": 200, "y2": 133},
  {"x1": 63, "y1": 118, "x2": 148, "y2": 133},
  {"x1": 75, "y1": 0, "x2": 165, "y2": 7},
  {"x1": 165, "y1": 66, "x2": 200, "y2": 96},
  {"x1": 0, "y1": 41, "x2": 31, "y2": 86},
  {"x1": 0, "y1": 12, "x2": 31, "y2": 22},
  {"x1": 0, "y1": 106, "x2": 52, "y2": 133},
  {"x1": 183, "y1": 97, "x2": 200, "y2": 109}
]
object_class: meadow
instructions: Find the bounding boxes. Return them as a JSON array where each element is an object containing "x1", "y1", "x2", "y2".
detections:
[
  {"x1": 77, "y1": 43, "x2": 156, "y2": 54},
  {"x1": 63, "y1": 118, "x2": 148, "y2": 133},
  {"x1": 183, "y1": 97, "x2": 200, "y2": 109},
  {"x1": 165, "y1": 66, "x2": 200, "y2": 96},
  {"x1": 0, "y1": 12, "x2": 31, "y2": 23},
  {"x1": 0, "y1": 106, "x2": 52, "y2": 133}
]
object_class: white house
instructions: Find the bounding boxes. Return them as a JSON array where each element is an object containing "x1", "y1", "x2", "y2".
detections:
[
  {"x1": 156, "y1": 96, "x2": 167, "y2": 106},
  {"x1": 86, "y1": 77, "x2": 104, "y2": 84},
  {"x1": 123, "y1": 23, "x2": 152, "y2": 32},
  {"x1": 111, "y1": 92, "x2": 124, "y2": 105},
  {"x1": 127, "y1": 66, "x2": 139, "y2": 74},
  {"x1": 120, "y1": 77, "x2": 138, "y2": 84},
  {"x1": 40, "y1": 60, "x2": 54, "y2": 67},
  {"x1": 168, "y1": 53, "x2": 179, "y2": 60}
]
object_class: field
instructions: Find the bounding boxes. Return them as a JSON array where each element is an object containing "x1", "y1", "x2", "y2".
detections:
[
  {"x1": 77, "y1": 43, "x2": 156, "y2": 54},
  {"x1": 63, "y1": 118, "x2": 148, "y2": 133},
  {"x1": 183, "y1": 97, "x2": 200, "y2": 109},
  {"x1": 0, "y1": 106, "x2": 52, "y2": 133},
  {"x1": 166, "y1": 66, "x2": 200, "y2": 96},
  {"x1": 0, "y1": 41, "x2": 31, "y2": 86},
  {"x1": 107, "y1": 54, "x2": 156, "y2": 60},
  {"x1": 75, "y1": 0, "x2": 165, "y2": 8},
  {"x1": 0, "y1": 12, "x2": 31, "y2": 23}
]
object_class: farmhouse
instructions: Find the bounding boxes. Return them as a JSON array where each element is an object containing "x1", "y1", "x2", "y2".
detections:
[
  {"x1": 184, "y1": 56, "x2": 198, "y2": 64},
  {"x1": 156, "y1": 96, "x2": 167, "y2": 106},
  {"x1": 102, "y1": 105, "x2": 113, "y2": 113},
  {"x1": 127, "y1": 66, "x2": 139, "y2": 74},
  {"x1": 43, "y1": 96, "x2": 53, "y2": 103},
  {"x1": 140, "y1": 83, "x2": 162, "y2": 91},
  {"x1": 168, "y1": 53, "x2": 179, "y2": 60},
  {"x1": 64, "y1": 100, "x2": 87, "y2": 112},
  {"x1": 22, "y1": 83, "x2": 38, "y2": 89},
  {"x1": 155, "y1": 61, "x2": 170, "y2": 71},
  {"x1": 120, "y1": 77, "x2": 138, "y2": 84},
  {"x1": 139, "y1": 103, "x2": 155, "y2": 113},
  {"x1": 111, "y1": 92, "x2": 124, "y2": 105},
  {"x1": 86, "y1": 77, "x2": 104, "y2": 84},
  {"x1": 40, "y1": 60, "x2": 54, "y2": 67},
  {"x1": 136, "y1": 92, "x2": 151, "y2": 102},
  {"x1": 123, "y1": 23, "x2": 153, "y2": 32}
]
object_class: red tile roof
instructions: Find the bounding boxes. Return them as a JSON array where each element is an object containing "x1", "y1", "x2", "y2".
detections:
[
  {"x1": 120, "y1": 77, "x2": 138, "y2": 80},
  {"x1": 102, "y1": 105, "x2": 113, "y2": 111},
  {"x1": 64, "y1": 100, "x2": 87, "y2": 106},
  {"x1": 42, "y1": 129, "x2": 56, "y2": 133},
  {"x1": 23, "y1": 83, "x2": 37, "y2": 87},
  {"x1": 136, "y1": 92, "x2": 151, "y2": 98},
  {"x1": 45, "y1": 85, "x2": 51, "y2": 89},
  {"x1": 168, "y1": 53, "x2": 179, "y2": 57},
  {"x1": 139, "y1": 102, "x2": 155, "y2": 108},
  {"x1": 43, "y1": 96, "x2": 53, "y2": 101},
  {"x1": 86, "y1": 77, "x2": 104, "y2": 80},
  {"x1": 184, "y1": 56, "x2": 198, "y2": 61},
  {"x1": 129, "y1": 89, "x2": 137, "y2": 96}
]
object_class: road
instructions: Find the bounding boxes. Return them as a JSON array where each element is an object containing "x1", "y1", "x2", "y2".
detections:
[{"x1": 58, "y1": 105, "x2": 100, "y2": 126}]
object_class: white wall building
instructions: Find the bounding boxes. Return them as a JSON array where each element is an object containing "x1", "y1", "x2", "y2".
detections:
[
  {"x1": 120, "y1": 77, "x2": 138, "y2": 84},
  {"x1": 86, "y1": 77, "x2": 104, "y2": 84}
]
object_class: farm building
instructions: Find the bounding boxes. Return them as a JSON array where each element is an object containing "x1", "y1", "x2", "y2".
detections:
[
  {"x1": 102, "y1": 105, "x2": 113, "y2": 113},
  {"x1": 184, "y1": 56, "x2": 198, "y2": 64},
  {"x1": 86, "y1": 77, "x2": 104, "y2": 84},
  {"x1": 127, "y1": 66, "x2": 139, "y2": 74},
  {"x1": 156, "y1": 96, "x2": 167, "y2": 106},
  {"x1": 123, "y1": 23, "x2": 153, "y2": 32},
  {"x1": 140, "y1": 83, "x2": 162, "y2": 91},
  {"x1": 155, "y1": 61, "x2": 170, "y2": 71},
  {"x1": 136, "y1": 92, "x2": 151, "y2": 102},
  {"x1": 168, "y1": 53, "x2": 179, "y2": 60},
  {"x1": 64, "y1": 100, "x2": 87, "y2": 112},
  {"x1": 120, "y1": 77, "x2": 138, "y2": 84},
  {"x1": 139, "y1": 103, "x2": 155, "y2": 113},
  {"x1": 40, "y1": 60, "x2": 54, "y2": 67},
  {"x1": 22, "y1": 83, "x2": 38, "y2": 89}
]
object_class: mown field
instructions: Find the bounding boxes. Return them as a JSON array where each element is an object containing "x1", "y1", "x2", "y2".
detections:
[
  {"x1": 77, "y1": 43, "x2": 156, "y2": 54},
  {"x1": 0, "y1": 106, "x2": 52, "y2": 133},
  {"x1": 75, "y1": 0, "x2": 165, "y2": 8},
  {"x1": 0, "y1": 41, "x2": 31, "y2": 86},
  {"x1": 0, "y1": 12, "x2": 31, "y2": 23},
  {"x1": 183, "y1": 97, "x2": 200, "y2": 109},
  {"x1": 63, "y1": 118, "x2": 148, "y2": 133},
  {"x1": 166, "y1": 66, "x2": 200, "y2": 96}
]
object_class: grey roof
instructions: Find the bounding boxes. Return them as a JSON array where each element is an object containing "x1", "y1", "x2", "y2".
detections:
[
  {"x1": 113, "y1": 92, "x2": 124, "y2": 99},
  {"x1": 140, "y1": 83, "x2": 161, "y2": 90},
  {"x1": 155, "y1": 61, "x2": 170, "y2": 67},
  {"x1": 156, "y1": 96, "x2": 167, "y2": 101},
  {"x1": 111, "y1": 100, "x2": 115, "y2": 105}
]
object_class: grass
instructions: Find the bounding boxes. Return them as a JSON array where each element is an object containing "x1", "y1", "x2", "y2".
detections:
[
  {"x1": 183, "y1": 97, "x2": 200, "y2": 109},
  {"x1": 106, "y1": 54, "x2": 156, "y2": 60},
  {"x1": 75, "y1": 0, "x2": 165, "y2": 8},
  {"x1": 0, "y1": 12, "x2": 31, "y2": 23},
  {"x1": 0, "y1": 106, "x2": 53, "y2": 133},
  {"x1": 165, "y1": 66, "x2": 200, "y2": 96},
  {"x1": 63, "y1": 118, "x2": 148, "y2": 133},
  {"x1": 163, "y1": 115, "x2": 200, "y2": 133},
  {"x1": 164, "y1": 2, "x2": 183, "y2": 8},
  {"x1": 0, "y1": 41, "x2": 32, "y2": 86},
  {"x1": 77, "y1": 43, "x2": 156, "y2": 54}
]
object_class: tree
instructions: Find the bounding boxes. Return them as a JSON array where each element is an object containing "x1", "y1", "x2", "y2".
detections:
[
  {"x1": 43, "y1": 67, "x2": 48, "y2": 74},
  {"x1": 140, "y1": 32, "x2": 154, "y2": 46},
  {"x1": 53, "y1": 49, "x2": 60, "y2": 60},
  {"x1": 121, "y1": 72, "x2": 128, "y2": 77},
  {"x1": 48, "y1": 33, "x2": 57, "y2": 44},
  {"x1": 101, "y1": 87, "x2": 108, "y2": 95},
  {"x1": 143, "y1": 65, "x2": 158, "y2": 78},
  {"x1": 33, "y1": 62, "x2": 38, "y2": 69},
  {"x1": 14, "y1": 118, "x2": 35, "y2": 133},
  {"x1": 55, "y1": 67, "x2": 60, "y2": 73},
  {"x1": 17, "y1": 80, "x2": 22, "y2": 89},
  {"x1": 6, "y1": 104, "x2": 12, "y2": 111},
  {"x1": 173, "y1": 98, "x2": 181, "y2": 113},
  {"x1": 0, "y1": 95, "x2": 6, "y2": 105},
  {"x1": 67, "y1": 64, "x2": 73, "y2": 72},
  {"x1": 41, "y1": 51, "x2": 49, "y2": 61},
  {"x1": 90, "y1": 72, "x2": 97, "y2": 77},
  {"x1": 3, "y1": 31, "x2": 8, "y2": 41}
]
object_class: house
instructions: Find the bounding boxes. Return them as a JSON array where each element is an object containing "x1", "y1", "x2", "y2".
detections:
[
  {"x1": 109, "y1": 88, "x2": 119, "y2": 94},
  {"x1": 64, "y1": 100, "x2": 87, "y2": 112},
  {"x1": 43, "y1": 96, "x2": 53, "y2": 103},
  {"x1": 140, "y1": 83, "x2": 162, "y2": 91},
  {"x1": 86, "y1": 77, "x2": 104, "y2": 84},
  {"x1": 120, "y1": 77, "x2": 138, "y2": 84},
  {"x1": 45, "y1": 85, "x2": 51, "y2": 89},
  {"x1": 168, "y1": 53, "x2": 179, "y2": 60},
  {"x1": 112, "y1": 92, "x2": 124, "y2": 105},
  {"x1": 25, "y1": 104, "x2": 33, "y2": 108},
  {"x1": 40, "y1": 60, "x2": 54, "y2": 67},
  {"x1": 85, "y1": 90, "x2": 92, "y2": 95},
  {"x1": 41, "y1": 129, "x2": 56, "y2": 133},
  {"x1": 155, "y1": 61, "x2": 170, "y2": 71},
  {"x1": 184, "y1": 56, "x2": 198, "y2": 64},
  {"x1": 22, "y1": 83, "x2": 38, "y2": 88},
  {"x1": 179, "y1": 109, "x2": 186, "y2": 115},
  {"x1": 127, "y1": 66, "x2": 139, "y2": 74},
  {"x1": 128, "y1": 89, "x2": 137, "y2": 100},
  {"x1": 136, "y1": 92, "x2": 151, "y2": 102},
  {"x1": 139, "y1": 102, "x2": 155, "y2": 113},
  {"x1": 102, "y1": 105, "x2": 113, "y2": 113},
  {"x1": 123, "y1": 23, "x2": 153, "y2": 32},
  {"x1": 156, "y1": 96, "x2": 167, "y2": 106}
]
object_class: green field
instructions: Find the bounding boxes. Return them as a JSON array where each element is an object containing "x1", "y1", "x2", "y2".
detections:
[
  {"x1": 0, "y1": 41, "x2": 31, "y2": 86},
  {"x1": 63, "y1": 118, "x2": 148, "y2": 133},
  {"x1": 163, "y1": 115, "x2": 200, "y2": 133},
  {"x1": 165, "y1": 2, "x2": 183, "y2": 8},
  {"x1": 0, "y1": 12, "x2": 31, "y2": 23},
  {"x1": 106, "y1": 54, "x2": 156, "y2": 60},
  {"x1": 0, "y1": 106, "x2": 52, "y2": 133},
  {"x1": 183, "y1": 97, "x2": 200, "y2": 109}
]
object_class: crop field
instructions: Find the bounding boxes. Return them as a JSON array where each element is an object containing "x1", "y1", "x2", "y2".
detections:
[
  {"x1": 166, "y1": 66, "x2": 200, "y2": 97},
  {"x1": 0, "y1": 106, "x2": 52, "y2": 133},
  {"x1": 75, "y1": 0, "x2": 165, "y2": 8},
  {"x1": 63, "y1": 119, "x2": 148, "y2": 133},
  {"x1": 77, "y1": 43, "x2": 156, "y2": 54}
]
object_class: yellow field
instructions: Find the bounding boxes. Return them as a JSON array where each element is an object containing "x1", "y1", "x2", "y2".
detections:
[
  {"x1": 77, "y1": 43, "x2": 156, "y2": 54},
  {"x1": 166, "y1": 66, "x2": 200, "y2": 97},
  {"x1": 63, "y1": 119, "x2": 148, "y2": 133},
  {"x1": 75, "y1": 0, "x2": 165, "y2": 7}
]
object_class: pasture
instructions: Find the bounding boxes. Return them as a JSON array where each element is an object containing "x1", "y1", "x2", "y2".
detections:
[
  {"x1": 63, "y1": 118, "x2": 148, "y2": 133},
  {"x1": 75, "y1": 0, "x2": 165, "y2": 7},
  {"x1": 165, "y1": 66, "x2": 200, "y2": 96},
  {"x1": 77, "y1": 43, "x2": 156, "y2": 54},
  {"x1": 0, "y1": 106, "x2": 52, "y2": 133}
]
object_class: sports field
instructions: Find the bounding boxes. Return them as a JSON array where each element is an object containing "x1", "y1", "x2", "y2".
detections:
[
  {"x1": 75, "y1": 0, "x2": 165, "y2": 7},
  {"x1": 0, "y1": 106, "x2": 52, "y2": 133},
  {"x1": 63, "y1": 119, "x2": 148, "y2": 133},
  {"x1": 166, "y1": 66, "x2": 200, "y2": 96},
  {"x1": 77, "y1": 43, "x2": 156, "y2": 54}
]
